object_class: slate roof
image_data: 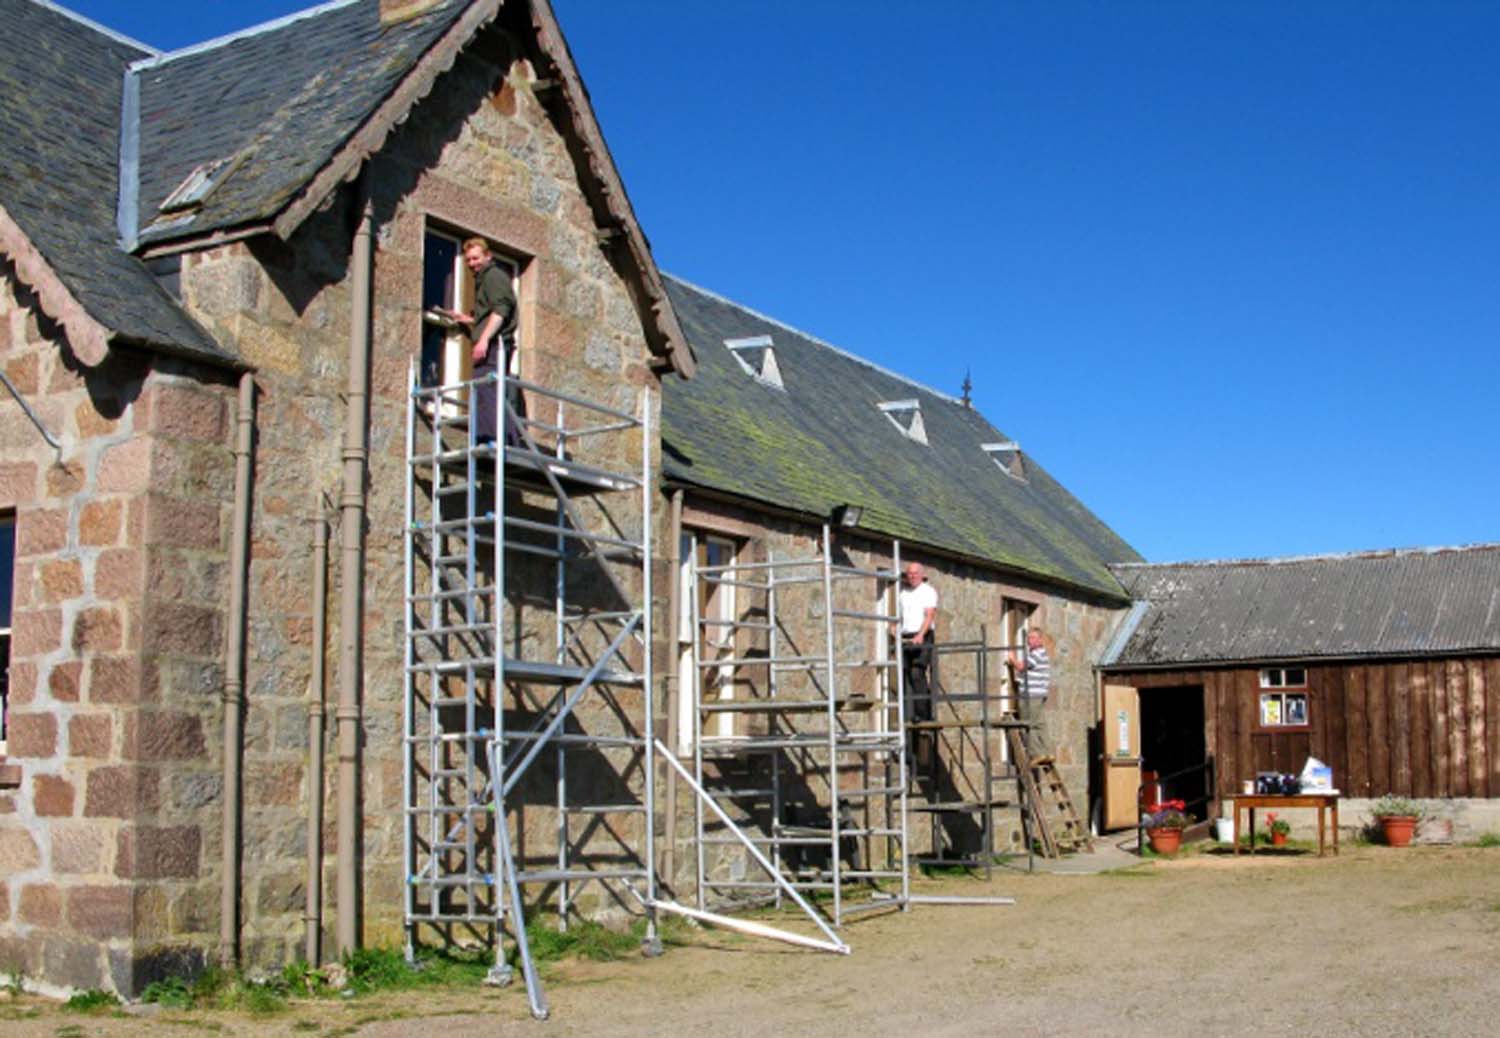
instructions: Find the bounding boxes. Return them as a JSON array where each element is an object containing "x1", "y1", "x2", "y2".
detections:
[
  {"x1": 132, "y1": 0, "x2": 468, "y2": 245},
  {"x1": 1103, "y1": 544, "x2": 1500, "y2": 668},
  {"x1": 0, "y1": 0, "x2": 230, "y2": 364},
  {"x1": 661, "y1": 276, "x2": 1141, "y2": 599}
]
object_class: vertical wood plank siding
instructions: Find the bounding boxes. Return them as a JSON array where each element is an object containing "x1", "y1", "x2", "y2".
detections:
[{"x1": 1111, "y1": 655, "x2": 1500, "y2": 803}]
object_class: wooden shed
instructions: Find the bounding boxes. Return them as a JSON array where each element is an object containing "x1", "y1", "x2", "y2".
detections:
[{"x1": 1094, "y1": 545, "x2": 1500, "y2": 830}]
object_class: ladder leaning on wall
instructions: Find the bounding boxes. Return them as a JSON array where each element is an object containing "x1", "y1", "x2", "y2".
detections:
[{"x1": 401, "y1": 362, "x2": 658, "y2": 1019}]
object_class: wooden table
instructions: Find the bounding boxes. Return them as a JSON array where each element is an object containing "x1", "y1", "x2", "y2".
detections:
[{"x1": 1232, "y1": 793, "x2": 1340, "y2": 856}]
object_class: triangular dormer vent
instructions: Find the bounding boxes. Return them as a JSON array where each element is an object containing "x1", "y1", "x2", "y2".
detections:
[
  {"x1": 981, "y1": 441, "x2": 1026, "y2": 480},
  {"x1": 878, "y1": 399, "x2": 928, "y2": 445},
  {"x1": 724, "y1": 335, "x2": 784, "y2": 389}
]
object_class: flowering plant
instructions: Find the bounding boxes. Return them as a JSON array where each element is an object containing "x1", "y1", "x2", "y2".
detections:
[
  {"x1": 1143, "y1": 799, "x2": 1191, "y2": 829},
  {"x1": 1266, "y1": 812, "x2": 1291, "y2": 837}
]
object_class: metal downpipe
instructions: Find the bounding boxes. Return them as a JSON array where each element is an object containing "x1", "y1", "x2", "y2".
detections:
[
  {"x1": 336, "y1": 184, "x2": 375, "y2": 956},
  {"x1": 220, "y1": 372, "x2": 256, "y2": 966},
  {"x1": 305, "y1": 496, "x2": 330, "y2": 963}
]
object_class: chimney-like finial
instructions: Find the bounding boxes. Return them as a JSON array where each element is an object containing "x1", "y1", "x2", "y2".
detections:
[{"x1": 961, "y1": 369, "x2": 973, "y2": 408}]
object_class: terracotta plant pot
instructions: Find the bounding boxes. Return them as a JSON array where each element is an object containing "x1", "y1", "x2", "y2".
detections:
[
  {"x1": 1147, "y1": 826, "x2": 1183, "y2": 855},
  {"x1": 1379, "y1": 815, "x2": 1419, "y2": 847},
  {"x1": 1271, "y1": 831, "x2": 1288, "y2": 847}
]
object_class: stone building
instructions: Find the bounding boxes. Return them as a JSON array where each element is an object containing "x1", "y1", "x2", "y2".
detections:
[{"x1": 0, "y1": 0, "x2": 1137, "y2": 997}]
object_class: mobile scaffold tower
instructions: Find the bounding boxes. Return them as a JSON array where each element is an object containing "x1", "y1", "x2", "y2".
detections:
[
  {"x1": 688, "y1": 528, "x2": 911, "y2": 926},
  {"x1": 402, "y1": 364, "x2": 655, "y2": 1019},
  {"x1": 909, "y1": 630, "x2": 1025, "y2": 877}
]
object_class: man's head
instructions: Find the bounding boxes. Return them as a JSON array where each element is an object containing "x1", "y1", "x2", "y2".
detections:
[
  {"x1": 1027, "y1": 628, "x2": 1044, "y2": 649},
  {"x1": 903, "y1": 562, "x2": 925, "y2": 588},
  {"x1": 462, "y1": 237, "x2": 491, "y2": 274}
]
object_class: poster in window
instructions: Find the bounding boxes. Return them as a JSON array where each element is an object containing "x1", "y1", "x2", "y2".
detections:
[
  {"x1": 1260, "y1": 694, "x2": 1281, "y2": 726},
  {"x1": 1286, "y1": 695, "x2": 1308, "y2": 725}
]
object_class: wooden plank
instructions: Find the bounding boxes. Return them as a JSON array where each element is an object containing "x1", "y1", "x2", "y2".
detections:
[
  {"x1": 1409, "y1": 662, "x2": 1431, "y2": 798},
  {"x1": 1447, "y1": 659, "x2": 1468, "y2": 798},
  {"x1": 1320, "y1": 666, "x2": 1348, "y2": 793},
  {"x1": 1488, "y1": 658, "x2": 1500, "y2": 800},
  {"x1": 1429, "y1": 661, "x2": 1450, "y2": 797},
  {"x1": 1236, "y1": 669, "x2": 1255, "y2": 786},
  {"x1": 1390, "y1": 663, "x2": 1412, "y2": 797},
  {"x1": 1344, "y1": 666, "x2": 1370, "y2": 796},
  {"x1": 1367, "y1": 664, "x2": 1390, "y2": 796},
  {"x1": 1308, "y1": 667, "x2": 1328, "y2": 764},
  {"x1": 1202, "y1": 673, "x2": 1219, "y2": 798},
  {"x1": 1217, "y1": 672, "x2": 1238, "y2": 799},
  {"x1": 1467, "y1": 660, "x2": 1486, "y2": 798}
]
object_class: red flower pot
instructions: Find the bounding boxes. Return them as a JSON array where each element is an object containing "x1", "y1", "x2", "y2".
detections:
[
  {"x1": 1380, "y1": 815, "x2": 1418, "y2": 847},
  {"x1": 1147, "y1": 827, "x2": 1183, "y2": 855},
  {"x1": 1271, "y1": 831, "x2": 1288, "y2": 847}
]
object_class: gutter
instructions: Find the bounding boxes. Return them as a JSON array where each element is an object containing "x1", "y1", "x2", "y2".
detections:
[
  {"x1": 662, "y1": 488, "x2": 684, "y2": 887},
  {"x1": 663, "y1": 480, "x2": 1133, "y2": 608}
]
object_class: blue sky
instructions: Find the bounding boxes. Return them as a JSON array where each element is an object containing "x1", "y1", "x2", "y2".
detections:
[{"x1": 70, "y1": 0, "x2": 1500, "y2": 563}]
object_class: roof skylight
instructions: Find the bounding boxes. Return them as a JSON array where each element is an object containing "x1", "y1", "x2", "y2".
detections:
[
  {"x1": 724, "y1": 335, "x2": 784, "y2": 389},
  {"x1": 878, "y1": 399, "x2": 928, "y2": 445},
  {"x1": 982, "y1": 441, "x2": 1025, "y2": 480}
]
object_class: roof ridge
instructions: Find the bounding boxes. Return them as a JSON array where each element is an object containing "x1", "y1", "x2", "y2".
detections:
[
  {"x1": 127, "y1": 0, "x2": 363, "y2": 72},
  {"x1": 1112, "y1": 540, "x2": 1500, "y2": 570},
  {"x1": 30, "y1": 0, "x2": 159, "y2": 55},
  {"x1": 663, "y1": 272, "x2": 963, "y2": 405}
]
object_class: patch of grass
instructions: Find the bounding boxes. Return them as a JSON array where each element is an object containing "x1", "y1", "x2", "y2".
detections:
[
  {"x1": 1469, "y1": 832, "x2": 1500, "y2": 848},
  {"x1": 54, "y1": 1025, "x2": 86, "y2": 1038},
  {"x1": 140, "y1": 975, "x2": 194, "y2": 1009},
  {"x1": 524, "y1": 919, "x2": 641, "y2": 964},
  {"x1": 62, "y1": 989, "x2": 118, "y2": 1013}
]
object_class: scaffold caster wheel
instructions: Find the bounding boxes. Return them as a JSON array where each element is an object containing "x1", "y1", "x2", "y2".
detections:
[
  {"x1": 640, "y1": 935, "x2": 664, "y2": 958},
  {"x1": 483, "y1": 963, "x2": 514, "y2": 987}
]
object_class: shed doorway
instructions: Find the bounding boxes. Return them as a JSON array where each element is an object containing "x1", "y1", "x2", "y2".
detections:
[{"x1": 1138, "y1": 685, "x2": 1209, "y2": 817}]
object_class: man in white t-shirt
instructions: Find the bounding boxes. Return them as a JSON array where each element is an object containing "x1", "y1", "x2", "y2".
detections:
[{"x1": 897, "y1": 562, "x2": 938, "y2": 723}]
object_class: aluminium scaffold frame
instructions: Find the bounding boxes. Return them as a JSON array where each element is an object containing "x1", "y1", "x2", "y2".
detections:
[
  {"x1": 402, "y1": 362, "x2": 657, "y2": 1019},
  {"x1": 688, "y1": 527, "x2": 912, "y2": 926}
]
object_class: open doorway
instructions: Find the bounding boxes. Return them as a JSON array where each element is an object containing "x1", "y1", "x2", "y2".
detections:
[{"x1": 1138, "y1": 685, "x2": 1209, "y2": 819}]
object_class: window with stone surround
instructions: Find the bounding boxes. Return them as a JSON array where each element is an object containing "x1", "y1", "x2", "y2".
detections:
[
  {"x1": 421, "y1": 226, "x2": 520, "y2": 391},
  {"x1": 1, "y1": 512, "x2": 13, "y2": 754}
]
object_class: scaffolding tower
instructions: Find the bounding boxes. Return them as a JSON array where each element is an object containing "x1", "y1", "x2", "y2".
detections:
[
  {"x1": 906, "y1": 630, "x2": 1015, "y2": 878},
  {"x1": 402, "y1": 364, "x2": 655, "y2": 1018},
  {"x1": 689, "y1": 527, "x2": 909, "y2": 925}
]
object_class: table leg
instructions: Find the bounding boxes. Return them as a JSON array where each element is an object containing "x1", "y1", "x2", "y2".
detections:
[
  {"x1": 1332, "y1": 800, "x2": 1339, "y2": 856},
  {"x1": 1233, "y1": 802, "x2": 1241, "y2": 855},
  {"x1": 1248, "y1": 807, "x2": 1256, "y2": 855},
  {"x1": 1317, "y1": 804, "x2": 1326, "y2": 857}
]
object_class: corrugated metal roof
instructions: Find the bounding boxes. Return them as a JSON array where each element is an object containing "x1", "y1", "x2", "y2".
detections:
[{"x1": 1105, "y1": 543, "x2": 1500, "y2": 667}]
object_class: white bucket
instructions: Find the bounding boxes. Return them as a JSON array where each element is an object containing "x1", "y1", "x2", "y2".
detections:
[{"x1": 1214, "y1": 818, "x2": 1235, "y2": 843}]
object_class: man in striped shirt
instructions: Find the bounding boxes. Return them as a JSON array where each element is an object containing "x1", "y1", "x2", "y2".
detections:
[{"x1": 1011, "y1": 628, "x2": 1051, "y2": 700}]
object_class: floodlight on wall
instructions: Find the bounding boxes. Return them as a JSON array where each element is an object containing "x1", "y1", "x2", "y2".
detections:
[{"x1": 831, "y1": 503, "x2": 864, "y2": 528}]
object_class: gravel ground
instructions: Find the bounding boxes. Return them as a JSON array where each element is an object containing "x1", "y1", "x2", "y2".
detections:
[{"x1": 6, "y1": 843, "x2": 1498, "y2": 1037}]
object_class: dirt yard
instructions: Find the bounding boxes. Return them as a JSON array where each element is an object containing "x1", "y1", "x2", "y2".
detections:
[{"x1": 6, "y1": 843, "x2": 1499, "y2": 1037}]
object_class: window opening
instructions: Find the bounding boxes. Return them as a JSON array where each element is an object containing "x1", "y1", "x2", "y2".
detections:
[
  {"x1": 1257, "y1": 668, "x2": 1308, "y2": 728},
  {"x1": 878, "y1": 399, "x2": 928, "y2": 445},
  {"x1": 679, "y1": 532, "x2": 741, "y2": 747},
  {"x1": 998, "y1": 598, "x2": 1035, "y2": 762},
  {"x1": 724, "y1": 335, "x2": 784, "y2": 389},
  {"x1": 421, "y1": 228, "x2": 519, "y2": 395}
]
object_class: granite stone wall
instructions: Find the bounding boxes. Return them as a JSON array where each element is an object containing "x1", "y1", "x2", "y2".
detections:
[{"x1": 1, "y1": 263, "x2": 237, "y2": 994}]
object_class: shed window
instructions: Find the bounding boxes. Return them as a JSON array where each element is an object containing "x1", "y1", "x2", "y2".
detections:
[
  {"x1": 1259, "y1": 691, "x2": 1308, "y2": 728},
  {"x1": 1259, "y1": 668, "x2": 1306, "y2": 688}
]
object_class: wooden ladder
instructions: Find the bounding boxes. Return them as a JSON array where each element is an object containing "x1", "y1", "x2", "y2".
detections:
[{"x1": 1005, "y1": 725, "x2": 1093, "y2": 857}]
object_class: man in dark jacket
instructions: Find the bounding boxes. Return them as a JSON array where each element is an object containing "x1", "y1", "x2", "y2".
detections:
[{"x1": 451, "y1": 237, "x2": 518, "y2": 443}]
